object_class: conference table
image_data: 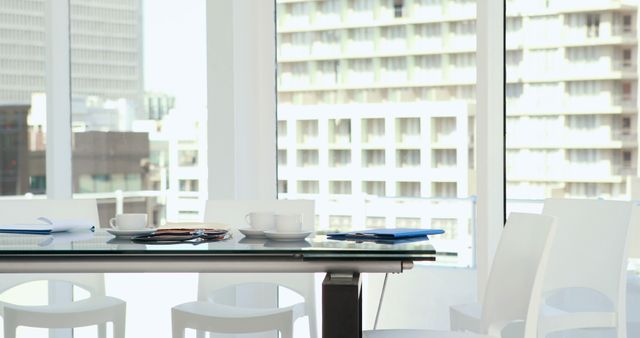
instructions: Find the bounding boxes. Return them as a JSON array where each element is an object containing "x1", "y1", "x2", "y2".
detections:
[{"x1": 0, "y1": 229, "x2": 438, "y2": 338}]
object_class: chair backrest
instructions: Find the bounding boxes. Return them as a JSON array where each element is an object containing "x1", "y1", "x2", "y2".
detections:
[
  {"x1": 628, "y1": 203, "x2": 640, "y2": 259},
  {"x1": 197, "y1": 273, "x2": 315, "y2": 305},
  {"x1": 541, "y1": 198, "x2": 632, "y2": 309},
  {"x1": 480, "y1": 212, "x2": 557, "y2": 329},
  {"x1": 204, "y1": 199, "x2": 315, "y2": 231},
  {"x1": 0, "y1": 199, "x2": 100, "y2": 226},
  {"x1": 200, "y1": 199, "x2": 316, "y2": 302},
  {"x1": 0, "y1": 199, "x2": 104, "y2": 297},
  {"x1": 0, "y1": 274, "x2": 105, "y2": 297}
]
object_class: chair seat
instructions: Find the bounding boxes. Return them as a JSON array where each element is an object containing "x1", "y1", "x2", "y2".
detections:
[
  {"x1": 173, "y1": 300, "x2": 305, "y2": 320},
  {"x1": 363, "y1": 329, "x2": 495, "y2": 338},
  {"x1": 2, "y1": 296, "x2": 124, "y2": 316},
  {"x1": 450, "y1": 302, "x2": 482, "y2": 332},
  {"x1": 2, "y1": 296, "x2": 125, "y2": 331}
]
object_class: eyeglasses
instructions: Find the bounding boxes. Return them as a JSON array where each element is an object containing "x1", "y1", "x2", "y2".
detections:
[{"x1": 132, "y1": 228, "x2": 230, "y2": 244}]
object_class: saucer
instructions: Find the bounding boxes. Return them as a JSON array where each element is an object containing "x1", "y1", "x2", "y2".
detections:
[
  {"x1": 264, "y1": 240, "x2": 312, "y2": 248},
  {"x1": 263, "y1": 230, "x2": 312, "y2": 241},
  {"x1": 238, "y1": 228, "x2": 268, "y2": 238},
  {"x1": 238, "y1": 237, "x2": 269, "y2": 245},
  {"x1": 106, "y1": 228, "x2": 155, "y2": 238}
]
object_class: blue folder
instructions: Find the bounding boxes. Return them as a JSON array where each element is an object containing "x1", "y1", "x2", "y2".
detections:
[{"x1": 327, "y1": 228, "x2": 444, "y2": 242}]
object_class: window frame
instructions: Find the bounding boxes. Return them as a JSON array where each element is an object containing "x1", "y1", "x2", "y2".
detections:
[{"x1": 43, "y1": 0, "x2": 504, "y2": 296}]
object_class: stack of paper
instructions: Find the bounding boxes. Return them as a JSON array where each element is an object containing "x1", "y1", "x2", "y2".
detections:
[{"x1": 0, "y1": 217, "x2": 95, "y2": 234}]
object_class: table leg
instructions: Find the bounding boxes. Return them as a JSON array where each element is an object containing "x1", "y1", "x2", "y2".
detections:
[{"x1": 322, "y1": 272, "x2": 361, "y2": 338}]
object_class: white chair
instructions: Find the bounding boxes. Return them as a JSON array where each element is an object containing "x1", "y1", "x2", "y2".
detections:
[
  {"x1": 363, "y1": 212, "x2": 557, "y2": 338},
  {"x1": 2, "y1": 274, "x2": 125, "y2": 338},
  {"x1": 626, "y1": 272, "x2": 640, "y2": 338},
  {"x1": 0, "y1": 199, "x2": 126, "y2": 338},
  {"x1": 627, "y1": 203, "x2": 640, "y2": 337},
  {"x1": 536, "y1": 198, "x2": 632, "y2": 338},
  {"x1": 451, "y1": 198, "x2": 633, "y2": 338},
  {"x1": 171, "y1": 199, "x2": 317, "y2": 338}
]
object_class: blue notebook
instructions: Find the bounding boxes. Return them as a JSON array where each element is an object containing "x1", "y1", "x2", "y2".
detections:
[{"x1": 327, "y1": 228, "x2": 444, "y2": 241}]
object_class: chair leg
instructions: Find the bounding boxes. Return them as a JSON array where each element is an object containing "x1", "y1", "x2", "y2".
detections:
[
  {"x1": 280, "y1": 326, "x2": 294, "y2": 338},
  {"x1": 4, "y1": 309, "x2": 18, "y2": 338},
  {"x1": 98, "y1": 323, "x2": 107, "y2": 338},
  {"x1": 308, "y1": 311, "x2": 319, "y2": 338},
  {"x1": 3, "y1": 324, "x2": 17, "y2": 338},
  {"x1": 113, "y1": 306, "x2": 127, "y2": 338},
  {"x1": 172, "y1": 314, "x2": 185, "y2": 338}
]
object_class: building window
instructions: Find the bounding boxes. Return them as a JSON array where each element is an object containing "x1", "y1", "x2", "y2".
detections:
[
  {"x1": 297, "y1": 180, "x2": 319, "y2": 194},
  {"x1": 586, "y1": 13, "x2": 600, "y2": 37},
  {"x1": 329, "y1": 180, "x2": 352, "y2": 194},
  {"x1": 276, "y1": 0, "x2": 477, "y2": 267},
  {"x1": 393, "y1": 0, "x2": 404, "y2": 18},
  {"x1": 179, "y1": 179, "x2": 199, "y2": 192}
]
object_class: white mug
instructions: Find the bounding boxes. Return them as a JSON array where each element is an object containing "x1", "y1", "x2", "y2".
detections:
[
  {"x1": 275, "y1": 213, "x2": 303, "y2": 233},
  {"x1": 109, "y1": 213, "x2": 148, "y2": 230},
  {"x1": 245, "y1": 212, "x2": 275, "y2": 230}
]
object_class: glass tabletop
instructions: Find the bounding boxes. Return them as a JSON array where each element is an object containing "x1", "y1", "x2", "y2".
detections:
[{"x1": 0, "y1": 229, "x2": 437, "y2": 261}]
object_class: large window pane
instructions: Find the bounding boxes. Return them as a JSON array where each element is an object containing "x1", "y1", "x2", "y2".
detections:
[
  {"x1": 276, "y1": 0, "x2": 477, "y2": 267},
  {"x1": 0, "y1": 0, "x2": 47, "y2": 196},
  {"x1": 505, "y1": 1, "x2": 638, "y2": 208},
  {"x1": 69, "y1": 0, "x2": 207, "y2": 226},
  {"x1": 505, "y1": 0, "x2": 640, "y2": 278}
]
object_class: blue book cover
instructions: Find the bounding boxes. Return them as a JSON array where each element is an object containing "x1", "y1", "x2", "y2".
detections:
[{"x1": 327, "y1": 228, "x2": 444, "y2": 240}]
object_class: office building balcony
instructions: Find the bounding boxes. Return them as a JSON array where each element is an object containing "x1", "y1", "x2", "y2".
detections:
[
  {"x1": 311, "y1": 40, "x2": 341, "y2": 57},
  {"x1": 508, "y1": 92, "x2": 637, "y2": 114},
  {"x1": 444, "y1": 1, "x2": 476, "y2": 17},
  {"x1": 446, "y1": 34, "x2": 476, "y2": 50}
]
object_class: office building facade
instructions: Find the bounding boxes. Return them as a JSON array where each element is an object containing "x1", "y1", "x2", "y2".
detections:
[{"x1": 0, "y1": 0, "x2": 143, "y2": 106}]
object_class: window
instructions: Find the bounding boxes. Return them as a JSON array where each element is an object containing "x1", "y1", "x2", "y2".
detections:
[
  {"x1": 297, "y1": 180, "x2": 319, "y2": 194},
  {"x1": 329, "y1": 150, "x2": 351, "y2": 167},
  {"x1": 586, "y1": 13, "x2": 600, "y2": 38},
  {"x1": 506, "y1": 2, "x2": 639, "y2": 209},
  {"x1": 178, "y1": 150, "x2": 198, "y2": 167},
  {"x1": 68, "y1": 0, "x2": 207, "y2": 224},
  {"x1": 0, "y1": 4, "x2": 47, "y2": 197},
  {"x1": 297, "y1": 150, "x2": 319, "y2": 167},
  {"x1": 623, "y1": 49, "x2": 633, "y2": 68},
  {"x1": 278, "y1": 149, "x2": 287, "y2": 166},
  {"x1": 363, "y1": 181, "x2": 386, "y2": 196},
  {"x1": 178, "y1": 179, "x2": 199, "y2": 192},
  {"x1": 623, "y1": 14, "x2": 632, "y2": 32},
  {"x1": 329, "y1": 180, "x2": 352, "y2": 194},
  {"x1": 362, "y1": 149, "x2": 385, "y2": 167},
  {"x1": 393, "y1": 0, "x2": 404, "y2": 18},
  {"x1": 397, "y1": 149, "x2": 420, "y2": 167},
  {"x1": 276, "y1": 0, "x2": 477, "y2": 267}
]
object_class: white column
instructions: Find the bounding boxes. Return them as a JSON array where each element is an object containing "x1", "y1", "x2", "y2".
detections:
[
  {"x1": 476, "y1": 0, "x2": 505, "y2": 301},
  {"x1": 233, "y1": 0, "x2": 278, "y2": 200},
  {"x1": 207, "y1": 0, "x2": 277, "y2": 200},
  {"x1": 206, "y1": 0, "x2": 236, "y2": 199},
  {"x1": 206, "y1": 3, "x2": 279, "y2": 338},
  {"x1": 45, "y1": 3, "x2": 73, "y2": 338},
  {"x1": 46, "y1": 0, "x2": 72, "y2": 200}
]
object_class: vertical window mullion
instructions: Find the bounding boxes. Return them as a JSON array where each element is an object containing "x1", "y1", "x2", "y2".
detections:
[
  {"x1": 476, "y1": 0, "x2": 505, "y2": 301},
  {"x1": 45, "y1": 3, "x2": 74, "y2": 337},
  {"x1": 46, "y1": 0, "x2": 73, "y2": 199}
]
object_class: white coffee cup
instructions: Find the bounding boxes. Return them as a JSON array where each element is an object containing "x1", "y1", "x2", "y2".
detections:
[
  {"x1": 275, "y1": 213, "x2": 303, "y2": 233},
  {"x1": 245, "y1": 212, "x2": 275, "y2": 230},
  {"x1": 109, "y1": 213, "x2": 148, "y2": 230}
]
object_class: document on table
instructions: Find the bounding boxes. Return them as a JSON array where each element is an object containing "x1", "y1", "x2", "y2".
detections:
[
  {"x1": 0, "y1": 217, "x2": 95, "y2": 234},
  {"x1": 327, "y1": 228, "x2": 445, "y2": 240}
]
